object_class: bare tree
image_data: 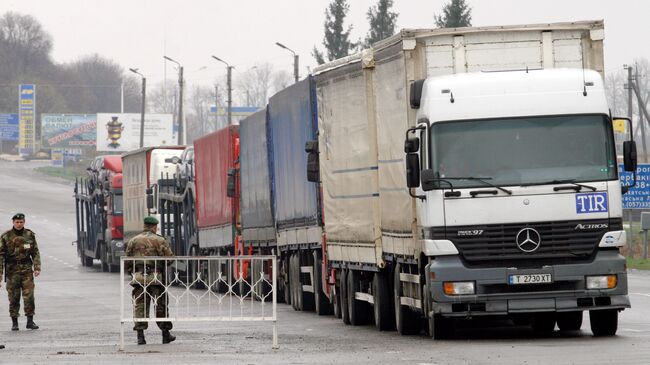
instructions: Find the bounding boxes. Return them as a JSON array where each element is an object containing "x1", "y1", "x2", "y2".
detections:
[
  {"x1": 149, "y1": 80, "x2": 178, "y2": 115},
  {"x1": 272, "y1": 70, "x2": 293, "y2": 95},
  {"x1": 236, "y1": 63, "x2": 274, "y2": 107},
  {"x1": 186, "y1": 85, "x2": 215, "y2": 141}
]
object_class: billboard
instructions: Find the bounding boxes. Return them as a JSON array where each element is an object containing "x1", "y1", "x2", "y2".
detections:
[
  {"x1": 96, "y1": 113, "x2": 174, "y2": 152},
  {"x1": 0, "y1": 113, "x2": 19, "y2": 141},
  {"x1": 18, "y1": 84, "x2": 35, "y2": 155},
  {"x1": 41, "y1": 114, "x2": 96, "y2": 148},
  {"x1": 619, "y1": 164, "x2": 650, "y2": 209}
]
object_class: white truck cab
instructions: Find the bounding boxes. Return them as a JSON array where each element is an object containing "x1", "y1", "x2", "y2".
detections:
[{"x1": 405, "y1": 68, "x2": 637, "y2": 338}]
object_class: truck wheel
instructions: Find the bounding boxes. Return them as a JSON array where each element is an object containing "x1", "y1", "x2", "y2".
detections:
[
  {"x1": 557, "y1": 311, "x2": 583, "y2": 331},
  {"x1": 373, "y1": 272, "x2": 394, "y2": 331},
  {"x1": 347, "y1": 269, "x2": 368, "y2": 325},
  {"x1": 425, "y1": 282, "x2": 455, "y2": 339},
  {"x1": 332, "y1": 285, "x2": 342, "y2": 319},
  {"x1": 393, "y1": 263, "x2": 419, "y2": 335},
  {"x1": 531, "y1": 312, "x2": 556, "y2": 333},
  {"x1": 80, "y1": 254, "x2": 93, "y2": 267},
  {"x1": 100, "y1": 244, "x2": 109, "y2": 272},
  {"x1": 590, "y1": 309, "x2": 618, "y2": 336},
  {"x1": 282, "y1": 255, "x2": 291, "y2": 305},
  {"x1": 313, "y1": 251, "x2": 332, "y2": 315},
  {"x1": 340, "y1": 269, "x2": 350, "y2": 325}
]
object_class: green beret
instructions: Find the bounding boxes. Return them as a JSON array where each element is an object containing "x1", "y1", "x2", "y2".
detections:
[
  {"x1": 12, "y1": 213, "x2": 25, "y2": 220},
  {"x1": 144, "y1": 216, "x2": 159, "y2": 225}
]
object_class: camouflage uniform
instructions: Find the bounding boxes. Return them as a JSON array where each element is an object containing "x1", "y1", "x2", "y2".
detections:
[
  {"x1": 0, "y1": 228, "x2": 40, "y2": 318},
  {"x1": 126, "y1": 229, "x2": 174, "y2": 331}
]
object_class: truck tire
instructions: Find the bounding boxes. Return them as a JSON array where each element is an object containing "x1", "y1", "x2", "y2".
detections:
[
  {"x1": 80, "y1": 253, "x2": 93, "y2": 267},
  {"x1": 313, "y1": 251, "x2": 332, "y2": 315},
  {"x1": 282, "y1": 255, "x2": 291, "y2": 305},
  {"x1": 590, "y1": 309, "x2": 618, "y2": 336},
  {"x1": 100, "y1": 243, "x2": 109, "y2": 272},
  {"x1": 393, "y1": 263, "x2": 419, "y2": 335},
  {"x1": 340, "y1": 269, "x2": 350, "y2": 325},
  {"x1": 332, "y1": 285, "x2": 342, "y2": 319},
  {"x1": 424, "y1": 282, "x2": 455, "y2": 339},
  {"x1": 347, "y1": 269, "x2": 368, "y2": 325},
  {"x1": 373, "y1": 272, "x2": 394, "y2": 331},
  {"x1": 531, "y1": 312, "x2": 556, "y2": 333},
  {"x1": 290, "y1": 253, "x2": 302, "y2": 311},
  {"x1": 557, "y1": 311, "x2": 583, "y2": 331}
]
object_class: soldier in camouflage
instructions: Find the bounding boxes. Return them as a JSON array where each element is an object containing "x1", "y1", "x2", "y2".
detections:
[
  {"x1": 0, "y1": 213, "x2": 40, "y2": 331},
  {"x1": 125, "y1": 216, "x2": 176, "y2": 345}
]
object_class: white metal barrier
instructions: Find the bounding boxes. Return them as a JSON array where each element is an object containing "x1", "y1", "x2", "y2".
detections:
[{"x1": 119, "y1": 255, "x2": 277, "y2": 350}]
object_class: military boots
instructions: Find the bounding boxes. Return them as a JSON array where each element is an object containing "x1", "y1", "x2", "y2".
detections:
[
  {"x1": 11, "y1": 317, "x2": 18, "y2": 331},
  {"x1": 26, "y1": 316, "x2": 38, "y2": 330},
  {"x1": 137, "y1": 330, "x2": 146, "y2": 345},
  {"x1": 162, "y1": 330, "x2": 176, "y2": 344}
]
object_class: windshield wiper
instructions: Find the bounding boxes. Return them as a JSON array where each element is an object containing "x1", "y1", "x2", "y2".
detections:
[
  {"x1": 520, "y1": 179, "x2": 597, "y2": 192},
  {"x1": 443, "y1": 177, "x2": 513, "y2": 195}
]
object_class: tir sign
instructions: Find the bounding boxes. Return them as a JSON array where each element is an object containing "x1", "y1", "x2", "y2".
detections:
[{"x1": 575, "y1": 192, "x2": 608, "y2": 214}]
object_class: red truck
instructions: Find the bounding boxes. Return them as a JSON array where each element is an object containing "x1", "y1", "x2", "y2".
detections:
[{"x1": 74, "y1": 155, "x2": 124, "y2": 272}]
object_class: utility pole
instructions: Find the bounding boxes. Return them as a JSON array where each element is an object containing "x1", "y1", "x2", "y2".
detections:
[
  {"x1": 178, "y1": 65, "x2": 184, "y2": 144},
  {"x1": 276, "y1": 42, "x2": 299, "y2": 83},
  {"x1": 628, "y1": 65, "x2": 648, "y2": 162},
  {"x1": 214, "y1": 85, "x2": 219, "y2": 130},
  {"x1": 129, "y1": 68, "x2": 146, "y2": 148},
  {"x1": 163, "y1": 56, "x2": 184, "y2": 145},
  {"x1": 212, "y1": 56, "x2": 233, "y2": 126},
  {"x1": 227, "y1": 65, "x2": 232, "y2": 126}
]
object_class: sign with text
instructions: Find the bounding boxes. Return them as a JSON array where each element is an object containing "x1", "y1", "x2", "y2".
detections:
[
  {"x1": 18, "y1": 84, "x2": 35, "y2": 155},
  {"x1": 619, "y1": 164, "x2": 650, "y2": 209},
  {"x1": 96, "y1": 113, "x2": 174, "y2": 152},
  {"x1": 41, "y1": 114, "x2": 96, "y2": 148},
  {"x1": 0, "y1": 113, "x2": 19, "y2": 141}
]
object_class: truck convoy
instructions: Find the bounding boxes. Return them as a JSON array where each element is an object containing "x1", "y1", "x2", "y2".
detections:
[
  {"x1": 78, "y1": 20, "x2": 634, "y2": 339},
  {"x1": 74, "y1": 155, "x2": 124, "y2": 272}
]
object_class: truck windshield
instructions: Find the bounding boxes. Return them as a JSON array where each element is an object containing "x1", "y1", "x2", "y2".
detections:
[
  {"x1": 430, "y1": 114, "x2": 617, "y2": 189},
  {"x1": 113, "y1": 193, "x2": 123, "y2": 215}
]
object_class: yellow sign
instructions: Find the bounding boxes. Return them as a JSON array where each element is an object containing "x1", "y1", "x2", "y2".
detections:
[{"x1": 613, "y1": 119, "x2": 627, "y2": 133}]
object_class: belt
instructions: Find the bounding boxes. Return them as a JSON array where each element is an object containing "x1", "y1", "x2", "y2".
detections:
[{"x1": 6, "y1": 259, "x2": 32, "y2": 265}]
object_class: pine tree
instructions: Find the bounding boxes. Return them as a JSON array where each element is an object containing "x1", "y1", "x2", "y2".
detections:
[
  {"x1": 312, "y1": 0, "x2": 356, "y2": 65},
  {"x1": 434, "y1": 0, "x2": 472, "y2": 28},
  {"x1": 365, "y1": 0, "x2": 399, "y2": 46}
]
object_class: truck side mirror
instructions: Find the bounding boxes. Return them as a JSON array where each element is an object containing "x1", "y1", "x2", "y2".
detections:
[
  {"x1": 306, "y1": 140, "x2": 320, "y2": 183},
  {"x1": 406, "y1": 153, "x2": 420, "y2": 188},
  {"x1": 146, "y1": 187, "x2": 154, "y2": 209},
  {"x1": 420, "y1": 169, "x2": 437, "y2": 191},
  {"x1": 404, "y1": 137, "x2": 419, "y2": 153},
  {"x1": 624, "y1": 140, "x2": 638, "y2": 172},
  {"x1": 410, "y1": 79, "x2": 425, "y2": 109},
  {"x1": 227, "y1": 168, "x2": 237, "y2": 198}
]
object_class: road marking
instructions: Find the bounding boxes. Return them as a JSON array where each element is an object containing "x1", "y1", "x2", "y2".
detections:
[{"x1": 630, "y1": 292, "x2": 650, "y2": 297}]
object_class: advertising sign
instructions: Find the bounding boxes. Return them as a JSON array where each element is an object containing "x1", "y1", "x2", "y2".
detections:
[
  {"x1": 0, "y1": 113, "x2": 19, "y2": 141},
  {"x1": 18, "y1": 84, "x2": 35, "y2": 155},
  {"x1": 619, "y1": 164, "x2": 650, "y2": 209},
  {"x1": 96, "y1": 113, "x2": 174, "y2": 152},
  {"x1": 41, "y1": 114, "x2": 96, "y2": 148},
  {"x1": 51, "y1": 148, "x2": 63, "y2": 167}
]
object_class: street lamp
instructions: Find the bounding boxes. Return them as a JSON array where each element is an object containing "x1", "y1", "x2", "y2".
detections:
[
  {"x1": 129, "y1": 68, "x2": 146, "y2": 148},
  {"x1": 211, "y1": 55, "x2": 233, "y2": 126},
  {"x1": 163, "y1": 55, "x2": 184, "y2": 145},
  {"x1": 275, "y1": 42, "x2": 299, "y2": 83}
]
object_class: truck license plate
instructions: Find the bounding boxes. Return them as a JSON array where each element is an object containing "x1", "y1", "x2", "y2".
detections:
[{"x1": 508, "y1": 274, "x2": 552, "y2": 285}]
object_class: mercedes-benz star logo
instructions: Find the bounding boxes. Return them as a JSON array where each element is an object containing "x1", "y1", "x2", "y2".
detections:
[{"x1": 515, "y1": 228, "x2": 541, "y2": 253}]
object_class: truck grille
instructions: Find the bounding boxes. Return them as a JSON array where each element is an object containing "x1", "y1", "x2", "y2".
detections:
[{"x1": 425, "y1": 218, "x2": 622, "y2": 268}]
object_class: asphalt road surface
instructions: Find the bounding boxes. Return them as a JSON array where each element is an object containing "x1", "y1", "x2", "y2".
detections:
[{"x1": 0, "y1": 160, "x2": 649, "y2": 365}]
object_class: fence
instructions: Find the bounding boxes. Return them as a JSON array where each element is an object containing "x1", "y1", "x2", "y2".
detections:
[{"x1": 119, "y1": 255, "x2": 277, "y2": 350}]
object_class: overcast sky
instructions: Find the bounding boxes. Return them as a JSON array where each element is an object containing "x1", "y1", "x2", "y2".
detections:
[{"x1": 1, "y1": 0, "x2": 649, "y2": 86}]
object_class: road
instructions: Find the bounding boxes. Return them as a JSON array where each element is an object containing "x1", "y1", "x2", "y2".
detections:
[{"x1": 0, "y1": 160, "x2": 649, "y2": 364}]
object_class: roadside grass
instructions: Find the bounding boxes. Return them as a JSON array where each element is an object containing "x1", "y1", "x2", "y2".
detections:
[
  {"x1": 627, "y1": 257, "x2": 650, "y2": 270},
  {"x1": 35, "y1": 164, "x2": 87, "y2": 182}
]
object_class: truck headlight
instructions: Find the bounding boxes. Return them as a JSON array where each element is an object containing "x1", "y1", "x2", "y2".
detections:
[
  {"x1": 586, "y1": 275, "x2": 617, "y2": 289},
  {"x1": 443, "y1": 281, "x2": 475, "y2": 295}
]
